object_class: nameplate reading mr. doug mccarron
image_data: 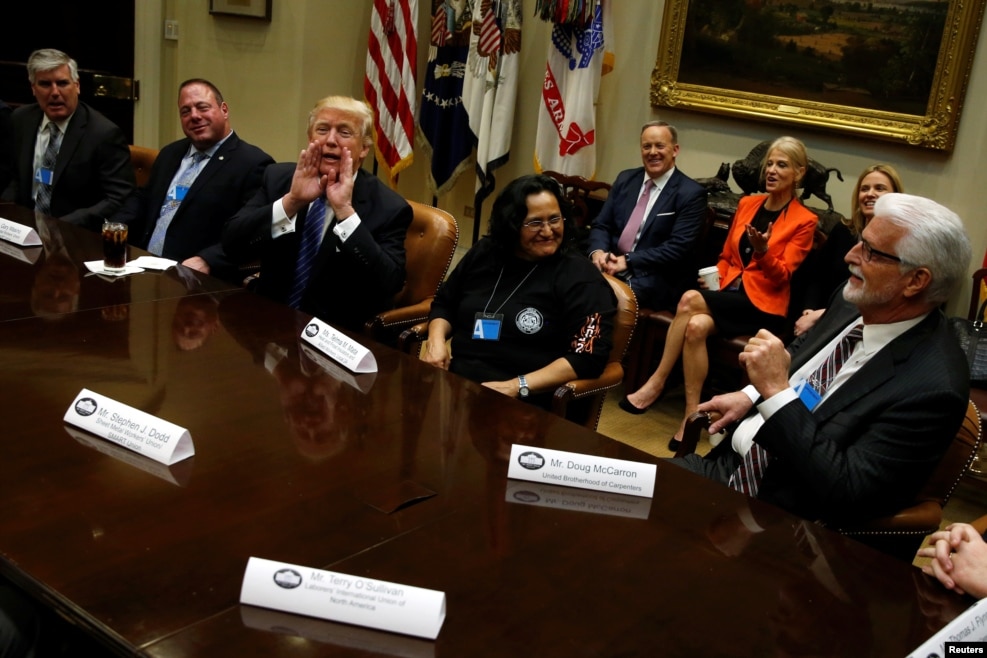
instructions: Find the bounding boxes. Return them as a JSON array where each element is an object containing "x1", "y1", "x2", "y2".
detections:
[
  {"x1": 63, "y1": 389, "x2": 194, "y2": 466},
  {"x1": 507, "y1": 444, "x2": 656, "y2": 498},
  {"x1": 240, "y1": 557, "x2": 445, "y2": 640},
  {"x1": 300, "y1": 317, "x2": 377, "y2": 373}
]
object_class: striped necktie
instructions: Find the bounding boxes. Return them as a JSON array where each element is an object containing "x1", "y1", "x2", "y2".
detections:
[
  {"x1": 287, "y1": 198, "x2": 327, "y2": 309},
  {"x1": 728, "y1": 323, "x2": 864, "y2": 496},
  {"x1": 35, "y1": 123, "x2": 62, "y2": 216}
]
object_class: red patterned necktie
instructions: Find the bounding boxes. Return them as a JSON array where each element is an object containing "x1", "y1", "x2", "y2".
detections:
[{"x1": 728, "y1": 323, "x2": 864, "y2": 496}]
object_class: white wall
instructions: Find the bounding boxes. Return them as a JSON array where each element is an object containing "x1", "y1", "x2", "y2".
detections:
[{"x1": 141, "y1": 0, "x2": 987, "y2": 315}]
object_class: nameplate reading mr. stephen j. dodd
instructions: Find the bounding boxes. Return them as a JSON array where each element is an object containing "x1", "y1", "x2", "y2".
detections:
[
  {"x1": 63, "y1": 388, "x2": 194, "y2": 466},
  {"x1": 507, "y1": 444, "x2": 656, "y2": 498}
]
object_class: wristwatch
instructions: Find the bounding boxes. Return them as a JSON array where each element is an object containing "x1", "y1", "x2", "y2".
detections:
[{"x1": 517, "y1": 375, "x2": 530, "y2": 398}]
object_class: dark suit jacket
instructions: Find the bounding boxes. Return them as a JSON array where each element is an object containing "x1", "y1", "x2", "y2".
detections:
[
  {"x1": 112, "y1": 133, "x2": 273, "y2": 284},
  {"x1": 223, "y1": 164, "x2": 411, "y2": 332},
  {"x1": 3, "y1": 102, "x2": 135, "y2": 229},
  {"x1": 587, "y1": 166, "x2": 707, "y2": 311},
  {"x1": 705, "y1": 294, "x2": 970, "y2": 526}
]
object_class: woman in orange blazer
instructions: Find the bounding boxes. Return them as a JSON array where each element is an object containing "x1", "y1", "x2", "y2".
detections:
[{"x1": 621, "y1": 136, "x2": 818, "y2": 450}]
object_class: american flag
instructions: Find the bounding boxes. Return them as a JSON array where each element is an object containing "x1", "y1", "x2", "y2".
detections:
[{"x1": 364, "y1": 0, "x2": 419, "y2": 184}]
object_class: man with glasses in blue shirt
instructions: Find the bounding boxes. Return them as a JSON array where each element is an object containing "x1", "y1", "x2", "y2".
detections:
[{"x1": 673, "y1": 193, "x2": 971, "y2": 529}]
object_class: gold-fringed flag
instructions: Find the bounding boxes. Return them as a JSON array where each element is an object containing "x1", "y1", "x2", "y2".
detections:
[
  {"x1": 534, "y1": 0, "x2": 613, "y2": 179},
  {"x1": 462, "y1": 0, "x2": 523, "y2": 213}
]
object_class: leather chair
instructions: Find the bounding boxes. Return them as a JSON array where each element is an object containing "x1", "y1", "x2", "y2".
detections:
[
  {"x1": 542, "y1": 170, "x2": 611, "y2": 231},
  {"x1": 676, "y1": 400, "x2": 982, "y2": 561},
  {"x1": 397, "y1": 273, "x2": 638, "y2": 432},
  {"x1": 551, "y1": 274, "x2": 638, "y2": 430},
  {"x1": 364, "y1": 200, "x2": 458, "y2": 346},
  {"x1": 128, "y1": 144, "x2": 159, "y2": 189}
]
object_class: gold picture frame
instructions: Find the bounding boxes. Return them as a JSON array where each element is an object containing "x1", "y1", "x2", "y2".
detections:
[
  {"x1": 651, "y1": 0, "x2": 986, "y2": 152},
  {"x1": 209, "y1": 0, "x2": 272, "y2": 21}
]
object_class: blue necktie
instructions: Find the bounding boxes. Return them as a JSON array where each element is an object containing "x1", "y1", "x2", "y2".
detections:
[
  {"x1": 148, "y1": 151, "x2": 208, "y2": 256},
  {"x1": 287, "y1": 198, "x2": 327, "y2": 309}
]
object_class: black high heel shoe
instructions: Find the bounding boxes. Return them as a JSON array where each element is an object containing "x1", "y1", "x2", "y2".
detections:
[{"x1": 618, "y1": 396, "x2": 650, "y2": 415}]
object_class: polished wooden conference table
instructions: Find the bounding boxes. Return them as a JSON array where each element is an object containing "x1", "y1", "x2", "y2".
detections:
[{"x1": 0, "y1": 207, "x2": 970, "y2": 656}]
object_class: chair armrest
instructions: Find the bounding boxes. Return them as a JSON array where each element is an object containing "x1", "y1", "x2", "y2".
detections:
[
  {"x1": 365, "y1": 299, "x2": 434, "y2": 338},
  {"x1": 397, "y1": 321, "x2": 429, "y2": 355},
  {"x1": 835, "y1": 500, "x2": 942, "y2": 536},
  {"x1": 551, "y1": 363, "x2": 624, "y2": 411}
]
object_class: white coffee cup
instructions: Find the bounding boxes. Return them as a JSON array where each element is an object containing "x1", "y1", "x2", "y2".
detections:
[{"x1": 698, "y1": 266, "x2": 720, "y2": 291}]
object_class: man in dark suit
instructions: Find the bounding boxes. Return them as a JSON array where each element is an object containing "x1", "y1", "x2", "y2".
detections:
[
  {"x1": 112, "y1": 79, "x2": 273, "y2": 283},
  {"x1": 2, "y1": 49, "x2": 134, "y2": 229},
  {"x1": 587, "y1": 120, "x2": 707, "y2": 312},
  {"x1": 677, "y1": 193, "x2": 971, "y2": 527},
  {"x1": 224, "y1": 95, "x2": 411, "y2": 332}
]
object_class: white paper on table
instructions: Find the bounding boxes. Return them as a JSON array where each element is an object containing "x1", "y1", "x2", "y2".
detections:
[
  {"x1": 506, "y1": 444, "x2": 656, "y2": 498},
  {"x1": 0, "y1": 217, "x2": 42, "y2": 247},
  {"x1": 299, "y1": 317, "x2": 377, "y2": 373},
  {"x1": 131, "y1": 255, "x2": 178, "y2": 270},
  {"x1": 241, "y1": 557, "x2": 445, "y2": 640},
  {"x1": 63, "y1": 388, "x2": 194, "y2": 465},
  {"x1": 84, "y1": 260, "x2": 144, "y2": 276}
]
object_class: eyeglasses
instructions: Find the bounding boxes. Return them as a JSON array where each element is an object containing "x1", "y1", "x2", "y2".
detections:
[
  {"x1": 522, "y1": 216, "x2": 564, "y2": 232},
  {"x1": 859, "y1": 238, "x2": 903, "y2": 264}
]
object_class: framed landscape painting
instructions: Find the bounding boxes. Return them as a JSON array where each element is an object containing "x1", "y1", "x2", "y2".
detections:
[{"x1": 651, "y1": 0, "x2": 986, "y2": 152}]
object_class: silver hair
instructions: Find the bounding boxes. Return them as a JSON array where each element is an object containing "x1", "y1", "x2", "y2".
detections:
[
  {"x1": 27, "y1": 49, "x2": 78, "y2": 84},
  {"x1": 874, "y1": 192, "x2": 971, "y2": 305}
]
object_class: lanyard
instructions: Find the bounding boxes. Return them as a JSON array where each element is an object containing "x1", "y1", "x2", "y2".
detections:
[{"x1": 481, "y1": 264, "x2": 539, "y2": 317}]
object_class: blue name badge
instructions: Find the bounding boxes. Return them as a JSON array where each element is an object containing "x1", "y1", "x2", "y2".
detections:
[
  {"x1": 175, "y1": 184, "x2": 191, "y2": 201},
  {"x1": 35, "y1": 167, "x2": 54, "y2": 185},
  {"x1": 473, "y1": 313, "x2": 503, "y2": 341},
  {"x1": 794, "y1": 378, "x2": 822, "y2": 411}
]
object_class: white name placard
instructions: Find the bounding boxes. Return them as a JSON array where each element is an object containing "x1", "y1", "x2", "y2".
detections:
[
  {"x1": 64, "y1": 426, "x2": 193, "y2": 487},
  {"x1": 507, "y1": 444, "x2": 656, "y2": 498},
  {"x1": 240, "y1": 605, "x2": 436, "y2": 657},
  {"x1": 504, "y1": 480, "x2": 652, "y2": 519},
  {"x1": 63, "y1": 389, "x2": 194, "y2": 466},
  {"x1": 0, "y1": 217, "x2": 42, "y2": 247},
  {"x1": 300, "y1": 317, "x2": 377, "y2": 373},
  {"x1": 300, "y1": 344, "x2": 377, "y2": 393},
  {"x1": 908, "y1": 597, "x2": 987, "y2": 657},
  {"x1": 240, "y1": 557, "x2": 445, "y2": 640}
]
